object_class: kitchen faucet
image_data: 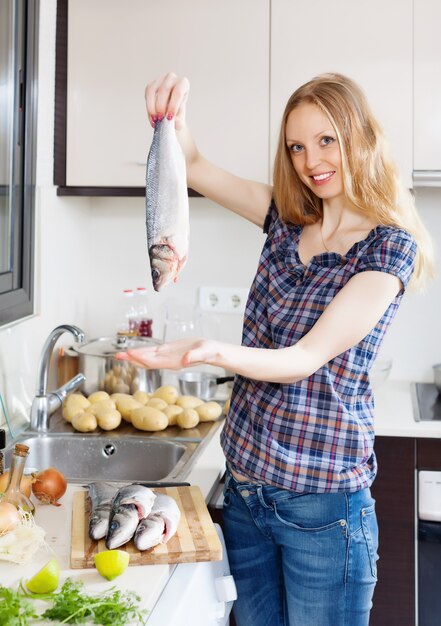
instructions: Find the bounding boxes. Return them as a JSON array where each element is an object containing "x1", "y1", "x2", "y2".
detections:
[{"x1": 30, "y1": 324, "x2": 86, "y2": 431}]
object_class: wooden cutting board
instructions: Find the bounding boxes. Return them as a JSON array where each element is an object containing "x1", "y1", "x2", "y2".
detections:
[{"x1": 70, "y1": 486, "x2": 222, "y2": 569}]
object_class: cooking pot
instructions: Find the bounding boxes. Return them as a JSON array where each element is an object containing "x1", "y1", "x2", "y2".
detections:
[
  {"x1": 178, "y1": 371, "x2": 234, "y2": 401},
  {"x1": 72, "y1": 336, "x2": 161, "y2": 396}
]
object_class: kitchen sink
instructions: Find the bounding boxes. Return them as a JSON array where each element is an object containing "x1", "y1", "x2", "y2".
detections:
[{"x1": 4, "y1": 434, "x2": 197, "y2": 483}]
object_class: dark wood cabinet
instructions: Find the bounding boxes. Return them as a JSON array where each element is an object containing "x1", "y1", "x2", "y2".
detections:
[{"x1": 370, "y1": 437, "x2": 416, "y2": 626}]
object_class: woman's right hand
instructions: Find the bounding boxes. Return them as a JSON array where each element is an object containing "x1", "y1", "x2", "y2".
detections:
[{"x1": 145, "y1": 72, "x2": 190, "y2": 130}]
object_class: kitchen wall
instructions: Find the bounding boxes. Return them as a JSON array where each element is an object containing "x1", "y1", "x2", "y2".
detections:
[{"x1": 0, "y1": 0, "x2": 440, "y2": 428}]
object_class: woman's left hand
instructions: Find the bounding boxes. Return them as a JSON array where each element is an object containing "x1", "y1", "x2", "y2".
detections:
[{"x1": 115, "y1": 337, "x2": 221, "y2": 371}]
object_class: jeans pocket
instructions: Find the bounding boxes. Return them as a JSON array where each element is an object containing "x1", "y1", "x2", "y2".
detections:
[
  {"x1": 361, "y1": 503, "x2": 379, "y2": 579},
  {"x1": 274, "y1": 496, "x2": 347, "y2": 533}
]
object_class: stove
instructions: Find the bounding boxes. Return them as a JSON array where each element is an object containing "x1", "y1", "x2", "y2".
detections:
[{"x1": 413, "y1": 382, "x2": 441, "y2": 421}]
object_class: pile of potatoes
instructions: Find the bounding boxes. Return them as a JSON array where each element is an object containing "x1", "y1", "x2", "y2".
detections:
[{"x1": 62, "y1": 385, "x2": 228, "y2": 433}]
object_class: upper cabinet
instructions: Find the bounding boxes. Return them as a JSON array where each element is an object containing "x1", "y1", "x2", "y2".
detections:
[
  {"x1": 56, "y1": 0, "x2": 269, "y2": 193},
  {"x1": 270, "y1": 0, "x2": 413, "y2": 189},
  {"x1": 413, "y1": 0, "x2": 441, "y2": 185},
  {"x1": 56, "y1": 0, "x2": 440, "y2": 194}
]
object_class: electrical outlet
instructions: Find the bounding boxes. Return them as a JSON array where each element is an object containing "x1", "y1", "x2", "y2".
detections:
[{"x1": 198, "y1": 286, "x2": 249, "y2": 315}]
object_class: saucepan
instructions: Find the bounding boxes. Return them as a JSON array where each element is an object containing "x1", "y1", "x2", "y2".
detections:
[
  {"x1": 72, "y1": 336, "x2": 162, "y2": 396},
  {"x1": 178, "y1": 371, "x2": 234, "y2": 401},
  {"x1": 433, "y1": 364, "x2": 441, "y2": 393}
]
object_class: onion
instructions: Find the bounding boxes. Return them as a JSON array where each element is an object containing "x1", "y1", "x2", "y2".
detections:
[
  {"x1": 0, "y1": 472, "x2": 34, "y2": 498},
  {"x1": 32, "y1": 467, "x2": 67, "y2": 506},
  {"x1": 0, "y1": 501, "x2": 21, "y2": 534}
]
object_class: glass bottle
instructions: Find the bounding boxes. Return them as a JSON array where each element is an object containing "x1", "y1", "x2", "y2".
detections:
[
  {"x1": 117, "y1": 289, "x2": 138, "y2": 337},
  {"x1": 135, "y1": 287, "x2": 153, "y2": 338},
  {"x1": 0, "y1": 429, "x2": 5, "y2": 475},
  {"x1": 0, "y1": 443, "x2": 35, "y2": 514}
]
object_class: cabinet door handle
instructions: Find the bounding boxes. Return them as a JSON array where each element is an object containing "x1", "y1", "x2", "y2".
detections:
[{"x1": 412, "y1": 170, "x2": 441, "y2": 187}]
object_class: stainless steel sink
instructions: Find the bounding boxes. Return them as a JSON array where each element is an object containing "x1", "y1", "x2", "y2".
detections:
[{"x1": 4, "y1": 434, "x2": 197, "y2": 483}]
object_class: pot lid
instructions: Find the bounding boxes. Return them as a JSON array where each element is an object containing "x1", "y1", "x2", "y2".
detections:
[{"x1": 72, "y1": 335, "x2": 160, "y2": 357}]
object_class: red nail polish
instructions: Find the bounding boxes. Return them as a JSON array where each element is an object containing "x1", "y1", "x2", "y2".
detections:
[
  {"x1": 167, "y1": 113, "x2": 174, "y2": 121},
  {"x1": 152, "y1": 115, "x2": 158, "y2": 122},
  {"x1": 157, "y1": 115, "x2": 164, "y2": 122}
]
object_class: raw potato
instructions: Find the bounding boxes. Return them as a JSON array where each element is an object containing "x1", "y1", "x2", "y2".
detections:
[
  {"x1": 147, "y1": 397, "x2": 168, "y2": 411},
  {"x1": 97, "y1": 408, "x2": 122, "y2": 431},
  {"x1": 131, "y1": 406, "x2": 168, "y2": 432},
  {"x1": 175, "y1": 395, "x2": 204, "y2": 409},
  {"x1": 111, "y1": 382, "x2": 131, "y2": 394},
  {"x1": 110, "y1": 392, "x2": 132, "y2": 403},
  {"x1": 114, "y1": 396, "x2": 143, "y2": 422},
  {"x1": 152, "y1": 385, "x2": 179, "y2": 405},
  {"x1": 88, "y1": 391, "x2": 110, "y2": 404},
  {"x1": 133, "y1": 390, "x2": 152, "y2": 405},
  {"x1": 196, "y1": 401, "x2": 223, "y2": 422},
  {"x1": 177, "y1": 408, "x2": 200, "y2": 429},
  {"x1": 71, "y1": 411, "x2": 98, "y2": 432},
  {"x1": 88, "y1": 399, "x2": 116, "y2": 416},
  {"x1": 65, "y1": 393, "x2": 91, "y2": 410},
  {"x1": 163, "y1": 404, "x2": 183, "y2": 426},
  {"x1": 62, "y1": 405, "x2": 85, "y2": 423}
]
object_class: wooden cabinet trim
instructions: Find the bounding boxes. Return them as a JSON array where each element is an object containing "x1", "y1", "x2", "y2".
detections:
[{"x1": 54, "y1": 0, "x2": 204, "y2": 198}]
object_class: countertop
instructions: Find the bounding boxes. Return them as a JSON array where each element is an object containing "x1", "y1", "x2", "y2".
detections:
[
  {"x1": 373, "y1": 380, "x2": 441, "y2": 438},
  {"x1": 0, "y1": 423, "x2": 226, "y2": 623},
  {"x1": 0, "y1": 379, "x2": 439, "y2": 623}
]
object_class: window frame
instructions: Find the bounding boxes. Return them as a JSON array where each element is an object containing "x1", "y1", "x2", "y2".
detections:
[{"x1": 0, "y1": 0, "x2": 38, "y2": 326}]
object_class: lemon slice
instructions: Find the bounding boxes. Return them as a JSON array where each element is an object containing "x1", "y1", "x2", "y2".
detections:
[
  {"x1": 25, "y1": 558, "x2": 60, "y2": 594},
  {"x1": 94, "y1": 549, "x2": 130, "y2": 580}
]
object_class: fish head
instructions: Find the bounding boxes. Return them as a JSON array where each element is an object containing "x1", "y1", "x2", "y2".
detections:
[
  {"x1": 106, "y1": 516, "x2": 134, "y2": 549},
  {"x1": 89, "y1": 516, "x2": 109, "y2": 541},
  {"x1": 105, "y1": 504, "x2": 138, "y2": 549},
  {"x1": 149, "y1": 243, "x2": 186, "y2": 291}
]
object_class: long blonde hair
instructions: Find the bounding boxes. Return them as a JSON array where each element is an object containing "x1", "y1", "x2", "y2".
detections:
[{"x1": 272, "y1": 73, "x2": 434, "y2": 290}]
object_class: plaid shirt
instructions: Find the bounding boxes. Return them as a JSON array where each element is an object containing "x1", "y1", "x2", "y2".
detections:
[{"x1": 221, "y1": 203, "x2": 416, "y2": 493}]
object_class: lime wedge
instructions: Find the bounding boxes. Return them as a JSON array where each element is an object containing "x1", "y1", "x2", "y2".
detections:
[
  {"x1": 25, "y1": 558, "x2": 60, "y2": 594},
  {"x1": 94, "y1": 549, "x2": 130, "y2": 581}
]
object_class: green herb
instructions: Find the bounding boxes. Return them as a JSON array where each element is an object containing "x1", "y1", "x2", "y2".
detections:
[
  {"x1": 0, "y1": 579, "x2": 148, "y2": 626},
  {"x1": 40, "y1": 579, "x2": 148, "y2": 625},
  {"x1": 0, "y1": 585, "x2": 37, "y2": 626}
]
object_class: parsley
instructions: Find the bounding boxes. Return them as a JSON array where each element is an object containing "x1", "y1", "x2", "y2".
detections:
[
  {"x1": 0, "y1": 579, "x2": 148, "y2": 626},
  {"x1": 0, "y1": 586, "x2": 37, "y2": 626},
  {"x1": 41, "y1": 579, "x2": 148, "y2": 625}
]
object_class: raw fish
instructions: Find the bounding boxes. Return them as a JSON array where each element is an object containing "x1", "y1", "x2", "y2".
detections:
[
  {"x1": 145, "y1": 118, "x2": 189, "y2": 291},
  {"x1": 134, "y1": 493, "x2": 181, "y2": 551},
  {"x1": 88, "y1": 482, "x2": 118, "y2": 541},
  {"x1": 106, "y1": 484, "x2": 156, "y2": 549}
]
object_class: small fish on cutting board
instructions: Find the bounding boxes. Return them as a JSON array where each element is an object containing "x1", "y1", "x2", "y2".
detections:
[
  {"x1": 106, "y1": 484, "x2": 157, "y2": 550},
  {"x1": 145, "y1": 117, "x2": 189, "y2": 291},
  {"x1": 72, "y1": 485, "x2": 222, "y2": 568}
]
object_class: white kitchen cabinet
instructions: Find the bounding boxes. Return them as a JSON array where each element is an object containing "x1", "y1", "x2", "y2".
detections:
[
  {"x1": 270, "y1": 0, "x2": 413, "y2": 189},
  {"x1": 64, "y1": 0, "x2": 269, "y2": 188},
  {"x1": 413, "y1": 0, "x2": 441, "y2": 185}
]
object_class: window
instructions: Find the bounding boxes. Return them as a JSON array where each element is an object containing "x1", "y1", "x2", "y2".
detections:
[{"x1": 0, "y1": 0, "x2": 37, "y2": 325}]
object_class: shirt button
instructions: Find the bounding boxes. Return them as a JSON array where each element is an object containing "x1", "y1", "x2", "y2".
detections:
[
  {"x1": 340, "y1": 520, "x2": 346, "y2": 527},
  {"x1": 241, "y1": 489, "x2": 250, "y2": 498}
]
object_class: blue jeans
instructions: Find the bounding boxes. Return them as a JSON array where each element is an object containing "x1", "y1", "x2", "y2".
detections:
[{"x1": 223, "y1": 470, "x2": 378, "y2": 626}]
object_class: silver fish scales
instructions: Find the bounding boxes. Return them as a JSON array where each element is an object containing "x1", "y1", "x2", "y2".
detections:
[
  {"x1": 145, "y1": 118, "x2": 189, "y2": 291},
  {"x1": 88, "y1": 482, "x2": 118, "y2": 541},
  {"x1": 105, "y1": 484, "x2": 156, "y2": 549}
]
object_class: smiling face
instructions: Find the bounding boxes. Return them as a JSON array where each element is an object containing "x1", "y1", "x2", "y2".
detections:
[{"x1": 285, "y1": 102, "x2": 344, "y2": 204}]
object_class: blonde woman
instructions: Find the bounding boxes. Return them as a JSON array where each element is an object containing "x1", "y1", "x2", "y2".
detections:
[{"x1": 120, "y1": 72, "x2": 433, "y2": 625}]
